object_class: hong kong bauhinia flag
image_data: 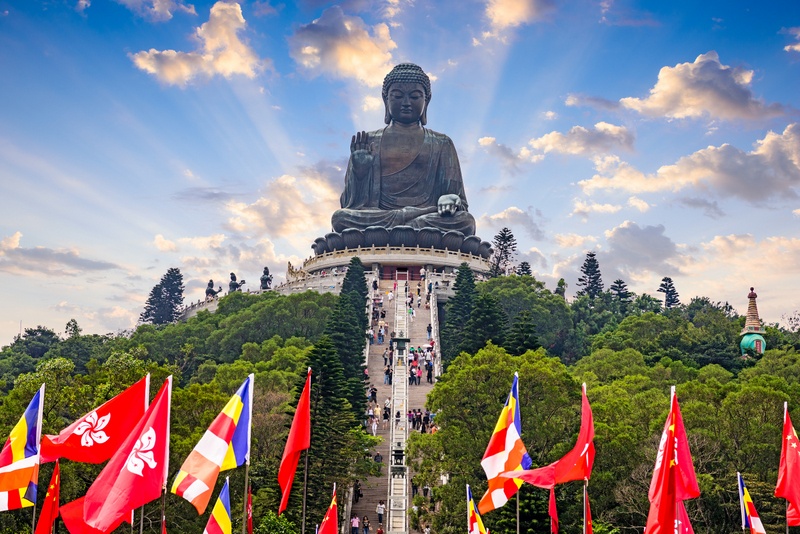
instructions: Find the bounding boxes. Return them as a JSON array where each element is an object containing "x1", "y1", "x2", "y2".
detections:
[
  {"x1": 775, "y1": 402, "x2": 800, "y2": 525},
  {"x1": 82, "y1": 376, "x2": 172, "y2": 531},
  {"x1": 645, "y1": 386, "x2": 700, "y2": 534},
  {"x1": 41, "y1": 376, "x2": 149, "y2": 464},
  {"x1": 278, "y1": 368, "x2": 311, "y2": 514}
]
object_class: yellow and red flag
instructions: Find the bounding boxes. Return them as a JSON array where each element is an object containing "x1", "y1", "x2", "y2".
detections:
[
  {"x1": 467, "y1": 485, "x2": 489, "y2": 534},
  {"x1": 739, "y1": 472, "x2": 766, "y2": 534},
  {"x1": 204, "y1": 477, "x2": 232, "y2": 534},
  {"x1": 478, "y1": 372, "x2": 532, "y2": 514},
  {"x1": 0, "y1": 384, "x2": 44, "y2": 511},
  {"x1": 318, "y1": 484, "x2": 338, "y2": 534},
  {"x1": 278, "y1": 368, "x2": 312, "y2": 514},
  {"x1": 645, "y1": 386, "x2": 700, "y2": 534},
  {"x1": 172, "y1": 374, "x2": 253, "y2": 514},
  {"x1": 776, "y1": 402, "x2": 800, "y2": 525}
]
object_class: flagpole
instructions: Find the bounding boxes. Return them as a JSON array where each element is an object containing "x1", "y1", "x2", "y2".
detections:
[
  {"x1": 160, "y1": 487, "x2": 168, "y2": 533},
  {"x1": 516, "y1": 491, "x2": 520, "y2": 534},
  {"x1": 301, "y1": 448, "x2": 310, "y2": 534},
  {"x1": 583, "y1": 480, "x2": 587, "y2": 534},
  {"x1": 242, "y1": 464, "x2": 250, "y2": 534}
]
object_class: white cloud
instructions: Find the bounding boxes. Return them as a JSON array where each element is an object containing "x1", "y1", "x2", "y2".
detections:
[
  {"x1": 114, "y1": 0, "x2": 195, "y2": 22},
  {"x1": 579, "y1": 123, "x2": 800, "y2": 201},
  {"x1": 518, "y1": 247, "x2": 548, "y2": 269},
  {"x1": 288, "y1": 6, "x2": 396, "y2": 87},
  {"x1": 77, "y1": 0, "x2": 91, "y2": 12},
  {"x1": 479, "y1": 206, "x2": 545, "y2": 240},
  {"x1": 571, "y1": 199, "x2": 621, "y2": 219},
  {"x1": 785, "y1": 27, "x2": 800, "y2": 53},
  {"x1": 224, "y1": 170, "x2": 340, "y2": 242},
  {"x1": 485, "y1": 0, "x2": 555, "y2": 31},
  {"x1": 794, "y1": 208, "x2": 800, "y2": 217},
  {"x1": 362, "y1": 95, "x2": 383, "y2": 111},
  {"x1": 0, "y1": 232, "x2": 120, "y2": 276},
  {"x1": 529, "y1": 122, "x2": 634, "y2": 156},
  {"x1": 131, "y1": 2, "x2": 264, "y2": 86},
  {"x1": 153, "y1": 234, "x2": 177, "y2": 252},
  {"x1": 627, "y1": 196, "x2": 650, "y2": 212},
  {"x1": 603, "y1": 221, "x2": 682, "y2": 277},
  {"x1": 620, "y1": 51, "x2": 785, "y2": 120},
  {"x1": 542, "y1": 111, "x2": 557, "y2": 120},
  {"x1": 478, "y1": 137, "x2": 535, "y2": 172},
  {"x1": 554, "y1": 233, "x2": 597, "y2": 248}
]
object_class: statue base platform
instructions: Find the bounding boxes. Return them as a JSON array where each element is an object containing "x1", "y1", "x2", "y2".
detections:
[{"x1": 274, "y1": 243, "x2": 491, "y2": 294}]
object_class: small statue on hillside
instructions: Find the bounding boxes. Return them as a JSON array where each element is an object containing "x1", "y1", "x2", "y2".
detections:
[
  {"x1": 205, "y1": 280, "x2": 222, "y2": 300},
  {"x1": 229, "y1": 272, "x2": 246, "y2": 293},
  {"x1": 260, "y1": 267, "x2": 273, "y2": 290}
]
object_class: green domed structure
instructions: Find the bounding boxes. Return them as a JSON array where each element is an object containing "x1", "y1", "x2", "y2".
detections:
[{"x1": 740, "y1": 287, "x2": 766, "y2": 355}]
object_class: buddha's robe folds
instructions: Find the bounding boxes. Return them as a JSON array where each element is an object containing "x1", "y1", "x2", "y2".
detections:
[{"x1": 331, "y1": 128, "x2": 476, "y2": 235}]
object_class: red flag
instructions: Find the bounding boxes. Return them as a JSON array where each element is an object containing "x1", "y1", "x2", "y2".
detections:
[
  {"x1": 41, "y1": 376, "x2": 149, "y2": 464},
  {"x1": 776, "y1": 403, "x2": 800, "y2": 525},
  {"x1": 162, "y1": 515, "x2": 168, "y2": 534},
  {"x1": 645, "y1": 387, "x2": 700, "y2": 534},
  {"x1": 60, "y1": 497, "x2": 127, "y2": 534},
  {"x1": 548, "y1": 487, "x2": 558, "y2": 534},
  {"x1": 318, "y1": 484, "x2": 338, "y2": 534},
  {"x1": 584, "y1": 486, "x2": 592, "y2": 534},
  {"x1": 677, "y1": 501, "x2": 694, "y2": 534},
  {"x1": 82, "y1": 376, "x2": 172, "y2": 531},
  {"x1": 278, "y1": 368, "x2": 311, "y2": 514},
  {"x1": 34, "y1": 461, "x2": 60, "y2": 534},
  {"x1": 247, "y1": 483, "x2": 254, "y2": 534},
  {"x1": 502, "y1": 383, "x2": 595, "y2": 488}
]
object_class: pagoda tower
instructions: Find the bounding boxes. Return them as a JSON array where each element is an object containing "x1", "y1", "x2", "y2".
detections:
[{"x1": 740, "y1": 287, "x2": 766, "y2": 355}]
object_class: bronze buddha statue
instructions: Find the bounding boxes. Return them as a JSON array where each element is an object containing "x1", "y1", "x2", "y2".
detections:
[{"x1": 331, "y1": 63, "x2": 476, "y2": 236}]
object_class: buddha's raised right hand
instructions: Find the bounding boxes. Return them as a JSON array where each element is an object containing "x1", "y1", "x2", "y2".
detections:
[{"x1": 350, "y1": 131, "x2": 374, "y2": 178}]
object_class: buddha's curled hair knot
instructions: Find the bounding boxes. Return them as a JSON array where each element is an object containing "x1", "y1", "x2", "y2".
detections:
[{"x1": 382, "y1": 63, "x2": 432, "y2": 103}]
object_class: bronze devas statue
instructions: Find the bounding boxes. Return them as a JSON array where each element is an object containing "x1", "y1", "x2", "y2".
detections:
[{"x1": 331, "y1": 63, "x2": 476, "y2": 236}]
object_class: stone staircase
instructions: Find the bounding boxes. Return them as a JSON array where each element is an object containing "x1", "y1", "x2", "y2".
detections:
[{"x1": 350, "y1": 276, "x2": 438, "y2": 534}]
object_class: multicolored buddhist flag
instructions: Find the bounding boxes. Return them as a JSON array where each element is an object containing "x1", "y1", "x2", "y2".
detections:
[
  {"x1": 478, "y1": 372, "x2": 532, "y2": 514},
  {"x1": 739, "y1": 472, "x2": 766, "y2": 534},
  {"x1": 467, "y1": 485, "x2": 489, "y2": 534},
  {"x1": 0, "y1": 384, "x2": 44, "y2": 511},
  {"x1": 776, "y1": 402, "x2": 800, "y2": 526},
  {"x1": 172, "y1": 374, "x2": 253, "y2": 515},
  {"x1": 278, "y1": 368, "x2": 312, "y2": 514},
  {"x1": 645, "y1": 386, "x2": 700, "y2": 534},
  {"x1": 204, "y1": 477, "x2": 232, "y2": 534},
  {"x1": 34, "y1": 461, "x2": 60, "y2": 534},
  {"x1": 500, "y1": 383, "x2": 595, "y2": 533},
  {"x1": 41, "y1": 375, "x2": 149, "y2": 464},
  {"x1": 318, "y1": 484, "x2": 338, "y2": 534}
]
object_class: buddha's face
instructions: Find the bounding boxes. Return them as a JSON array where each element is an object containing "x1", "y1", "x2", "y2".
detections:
[{"x1": 385, "y1": 82, "x2": 427, "y2": 125}]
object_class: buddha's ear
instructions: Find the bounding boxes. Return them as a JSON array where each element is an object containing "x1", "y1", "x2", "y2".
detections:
[
  {"x1": 420, "y1": 103, "x2": 428, "y2": 126},
  {"x1": 383, "y1": 96, "x2": 391, "y2": 125}
]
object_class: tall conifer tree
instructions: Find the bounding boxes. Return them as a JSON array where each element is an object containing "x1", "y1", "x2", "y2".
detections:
[
  {"x1": 575, "y1": 252, "x2": 604, "y2": 300},
  {"x1": 140, "y1": 267, "x2": 184, "y2": 325}
]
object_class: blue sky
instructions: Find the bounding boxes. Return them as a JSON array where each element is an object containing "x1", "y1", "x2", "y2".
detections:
[{"x1": 1, "y1": 0, "x2": 798, "y2": 344}]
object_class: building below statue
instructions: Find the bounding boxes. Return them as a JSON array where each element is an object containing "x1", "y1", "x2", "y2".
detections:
[{"x1": 275, "y1": 242, "x2": 491, "y2": 295}]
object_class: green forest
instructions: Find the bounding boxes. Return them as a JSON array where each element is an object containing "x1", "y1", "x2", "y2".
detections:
[{"x1": 1, "y1": 255, "x2": 799, "y2": 533}]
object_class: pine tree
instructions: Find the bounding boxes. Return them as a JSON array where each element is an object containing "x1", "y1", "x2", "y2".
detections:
[
  {"x1": 609, "y1": 279, "x2": 631, "y2": 302},
  {"x1": 139, "y1": 267, "x2": 184, "y2": 325},
  {"x1": 441, "y1": 263, "x2": 476, "y2": 364},
  {"x1": 575, "y1": 252, "x2": 604, "y2": 300},
  {"x1": 515, "y1": 261, "x2": 532, "y2": 276},
  {"x1": 281, "y1": 336, "x2": 372, "y2": 526},
  {"x1": 504, "y1": 310, "x2": 540, "y2": 355},
  {"x1": 658, "y1": 276, "x2": 681, "y2": 309},
  {"x1": 554, "y1": 278, "x2": 567, "y2": 299},
  {"x1": 489, "y1": 227, "x2": 518, "y2": 277},
  {"x1": 463, "y1": 293, "x2": 508, "y2": 354}
]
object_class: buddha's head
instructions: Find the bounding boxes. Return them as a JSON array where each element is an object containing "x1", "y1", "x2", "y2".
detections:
[{"x1": 382, "y1": 63, "x2": 431, "y2": 126}]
